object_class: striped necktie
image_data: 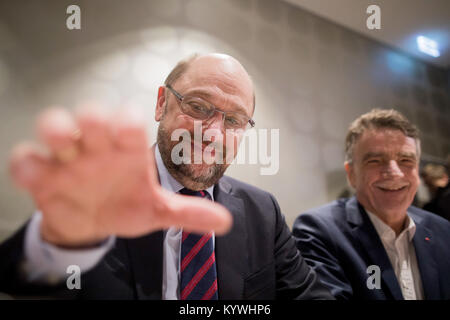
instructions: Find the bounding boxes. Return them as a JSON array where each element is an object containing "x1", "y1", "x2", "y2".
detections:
[{"x1": 179, "y1": 188, "x2": 218, "y2": 300}]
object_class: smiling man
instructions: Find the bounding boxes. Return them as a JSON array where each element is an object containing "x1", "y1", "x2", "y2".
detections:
[
  {"x1": 293, "y1": 109, "x2": 450, "y2": 300},
  {"x1": 0, "y1": 53, "x2": 332, "y2": 300}
]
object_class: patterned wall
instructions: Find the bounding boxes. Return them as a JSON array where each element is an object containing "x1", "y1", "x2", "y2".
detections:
[{"x1": 0, "y1": 0, "x2": 448, "y2": 240}]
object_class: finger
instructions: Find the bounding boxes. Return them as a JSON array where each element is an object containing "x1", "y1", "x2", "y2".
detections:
[
  {"x1": 9, "y1": 142, "x2": 51, "y2": 192},
  {"x1": 146, "y1": 148, "x2": 160, "y2": 191},
  {"x1": 36, "y1": 107, "x2": 80, "y2": 155},
  {"x1": 75, "y1": 103, "x2": 113, "y2": 154},
  {"x1": 161, "y1": 192, "x2": 233, "y2": 235},
  {"x1": 111, "y1": 106, "x2": 148, "y2": 152}
]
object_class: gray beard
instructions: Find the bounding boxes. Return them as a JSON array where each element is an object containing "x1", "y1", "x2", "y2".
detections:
[{"x1": 157, "y1": 123, "x2": 228, "y2": 191}]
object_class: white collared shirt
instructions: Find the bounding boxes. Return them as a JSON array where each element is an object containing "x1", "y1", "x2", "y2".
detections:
[
  {"x1": 24, "y1": 145, "x2": 215, "y2": 300},
  {"x1": 366, "y1": 211, "x2": 424, "y2": 300}
]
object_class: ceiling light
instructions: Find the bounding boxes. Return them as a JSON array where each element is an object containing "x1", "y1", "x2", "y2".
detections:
[{"x1": 417, "y1": 36, "x2": 440, "y2": 57}]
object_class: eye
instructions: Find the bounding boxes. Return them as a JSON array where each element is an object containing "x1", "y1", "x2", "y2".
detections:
[
  {"x1": 190, "y1": 103, "x2": 206, "y2": 112},
  {"x1": 400, "y1": 158, "x2": 415, "y2": 165},
  {"x1": 225, "y1": 116, "x2": 242, "y2": 127},
  {"x1": 185, "y1": 100, "x2": 212, "y2": 117},
  {"x1": 367, "y1": 159, "x2": 380, "y2": 164}
]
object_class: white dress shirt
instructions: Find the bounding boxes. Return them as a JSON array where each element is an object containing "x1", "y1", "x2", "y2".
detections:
[
  {"x1": 366, "y1": 211, "x2": 424, "y2": 300},
  {"x1": 24, "y1": 145, "x2": 214, "y2": 300},
  {"x1": 155, "y1": 146, "x2": 215, "y2": 300}
]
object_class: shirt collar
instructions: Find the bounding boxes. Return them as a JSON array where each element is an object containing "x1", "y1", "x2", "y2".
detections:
[
  {"x1": 366, "y1": 210, "x2": 416, "y2": 242},
  {"x1": 154, "y1": 145, "x2": 215, "y2": 200}
]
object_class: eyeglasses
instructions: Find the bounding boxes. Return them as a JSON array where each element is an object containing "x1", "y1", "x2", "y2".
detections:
[{"x1": 166, "y1": 84, "x2": 255, "y2": 130}]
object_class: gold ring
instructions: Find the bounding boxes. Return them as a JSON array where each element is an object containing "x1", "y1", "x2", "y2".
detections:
[{"x1": 55, "y1": 130, "x2": 82, "y2": 163}]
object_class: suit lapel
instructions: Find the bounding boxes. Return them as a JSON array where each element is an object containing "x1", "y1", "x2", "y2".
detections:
[
  {"x1": 411, "y1": 213, "x2": 440, "y2": 299},
  {"x1": 124, "y1": 171, "x2": 247, "y2": 299},
  {"x1": 346, "y1": 197, "x2": 404, "y2": 300},
  {"x1": 126, "y1": 231, "x2": 164, "y2": 299},
  {"x1": 214, "y1": 178, "x2": 247, "y2": 299}
]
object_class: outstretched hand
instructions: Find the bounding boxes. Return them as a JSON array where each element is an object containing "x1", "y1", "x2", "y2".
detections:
[{"x1": 9, "y1": 104, "x2": 232, "y2": 248}]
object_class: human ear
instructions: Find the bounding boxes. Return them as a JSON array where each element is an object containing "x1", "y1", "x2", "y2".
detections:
[
  {"x1": 345, "y1": 161, "x2": 356, "y2": 189},
  {"x1": 155, "y1": 86, "x2": 166, "y2": 122}
]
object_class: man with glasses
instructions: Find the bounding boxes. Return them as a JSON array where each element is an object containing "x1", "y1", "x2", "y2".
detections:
[{"x1": 0, "y1": 53, "x2": 332, "y2": 300}]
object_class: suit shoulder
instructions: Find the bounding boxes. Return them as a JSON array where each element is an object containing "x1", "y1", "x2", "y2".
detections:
[
  {"x1": 409, "y1": 206, "x2": 450, "y2": 234},
  {"x1": 220, "y1": 175, "x2": 274, "y2": 200},
  {"x1": 297, "y1": 198, "x2": 349, "y2": 221},
  {"x1": 218, "y1": 175, "x2": 282, "y2": 222},
  {"x1": 292, "y1": 198, "x2": 353, "y2": 236}
]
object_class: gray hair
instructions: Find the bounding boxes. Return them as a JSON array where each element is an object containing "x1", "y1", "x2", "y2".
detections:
[{"x1": 345, "y1": 108, "x2": 421, "y2": 163}]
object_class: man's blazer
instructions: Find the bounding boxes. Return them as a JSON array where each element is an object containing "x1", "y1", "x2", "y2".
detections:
[
  {"x1": 292, "y1": 196, "x2": 450, "y2": 300},
  {"x1": 0, "y1": 175, "x2": 332, "y2": 300}
]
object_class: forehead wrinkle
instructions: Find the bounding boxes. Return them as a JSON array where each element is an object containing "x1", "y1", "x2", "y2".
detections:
[
  {"x1": 362, "y1": 151, "x2": 417, "y2": 162},
  {"x1": 362, "y1": 152, "x2": 383, "y2": 161},
  {"x1": 186, "y1": 89, "x2": 246, "y2": 114},
  {"x1": 172, "y1": 73, "x2": 253, "y2": 116},
  {"x1": 197, "y1": 72, "x2": 249, "y2": 99},
  {"x1": 355, "y1": 129, "x2": 418, "y2": 162},
  {"x1": 174, "y1": 56, "x2": 254, "y2": 114},
  {"x1": 397, "y1": 151, "x2": 417, "y2": 159}
]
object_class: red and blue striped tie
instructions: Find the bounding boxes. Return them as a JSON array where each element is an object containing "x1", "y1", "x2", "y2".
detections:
[{"x1": 179, "y1": 188, "x2": 218, "y2": 300}]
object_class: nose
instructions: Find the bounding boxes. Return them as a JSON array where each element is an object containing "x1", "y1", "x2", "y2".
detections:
[
  {"x1": 202, "y1": 113, "x2": 225, "y2": 147},
  {"x1": 204, "y1": 110, "x2": 225, "y2": 132},
  {"x1": 383, "y1": 160, "x2": 404, "y2": 178}
]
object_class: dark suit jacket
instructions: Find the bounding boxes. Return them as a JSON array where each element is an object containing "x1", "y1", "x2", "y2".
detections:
[
  {"x1": 292, "y1": 196, "x2": 450, "y2": 300},
  {"x1": 0, "y1": 175, "x2": 332, "y2": 300}
]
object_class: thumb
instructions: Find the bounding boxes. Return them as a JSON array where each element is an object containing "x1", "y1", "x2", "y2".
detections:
[{"x1": 160, "y1": 190, "x2": 233, "y2": 235}]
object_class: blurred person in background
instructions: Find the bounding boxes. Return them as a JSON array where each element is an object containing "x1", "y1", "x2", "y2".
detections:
[{"x1": 421, "y1": 161, "x2": 450, "y2": 221}]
